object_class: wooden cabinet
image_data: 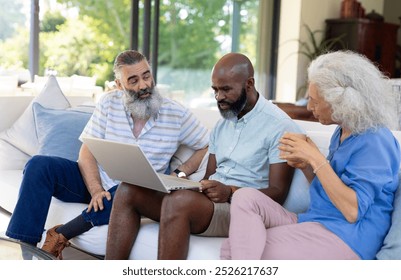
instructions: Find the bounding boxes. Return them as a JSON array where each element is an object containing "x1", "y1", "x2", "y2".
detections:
[
  {"x1": 325, "y1": 18, "x2": 399, "y2": 77},
  {"x1": 274, "y1": 102, "x2": 318, "y2": 122}
]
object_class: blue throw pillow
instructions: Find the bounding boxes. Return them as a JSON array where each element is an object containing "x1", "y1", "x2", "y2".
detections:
[
  {"x1": 32, "y1": 102, "x2": 93, "y2": 161},
  {"x1": 376, "y1": 177, "x2": 401, "y2": 260}
]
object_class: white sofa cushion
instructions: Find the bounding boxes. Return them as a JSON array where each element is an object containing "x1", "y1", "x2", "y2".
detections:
[
  {"x1": 0, "y1": 96, "x2": 34, "y2": 132},
  {"x1": 0, "y1": 139, "x2": 31, "y2": 170},
  {"x1": 64, "y1": 219, "x2": 223, "y2": 259},
  {"x1": 0, "y1": 170, "x2": 23, "y2": 213},
  {"x1": 129, "y1": 219, "x2": 223, "y2": 260},
  {"x1": 0, "y1": 96, "x2": 33, "y2": 170},
  {"x1": 0, "y1": 75, "x2": 70, "y2": 167}
]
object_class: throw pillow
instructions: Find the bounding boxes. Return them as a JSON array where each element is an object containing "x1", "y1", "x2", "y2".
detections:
[
  {"x1": 283, "y1": 169, "x2": 310, "y2": 213},
  {"x1": 0, "y1": 75, "x2": 71, "y2": 157},
  {"x1": 0, "y1": 139, "x2": 31, "y2": 170},
  {"x1": 32, "y1": 103, "x2": 93, "y2": 161},
  {"x1": 282, "y1": 130, "x2": 333, "y2": 214},
  {"x1": 376, "y1": 181, "x2": 401, "y2": 260}
]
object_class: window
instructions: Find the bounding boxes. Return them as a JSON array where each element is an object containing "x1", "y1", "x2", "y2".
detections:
[
  {"x1": 156, "y1": 0, "x2": 264, "y2": 109},
  {"x1": 1, "y1": 0, "x2": 278, "y2": 106},
  {"x1": 0, "y1": 0, "x2": 30, "y2": 84},
  {"x1": 133, "y1": 0, "x2": 278, "y2": 107}
]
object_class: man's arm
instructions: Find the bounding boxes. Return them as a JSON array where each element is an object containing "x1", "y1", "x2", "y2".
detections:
[
  {"x1": 259, "y1": 162, "x2": 294, "y2": 205},
  {"x1": 77, "y1": 143, "x2": 111, "y2": 211},
  {"x1": 202, "y1": 153, "x2": 217, "y2": 180},
  {"x1": 228, "y1": 162, "x2": 294, "y2": 205},
  {"x1": 201, "y1": 156, "x2": 294, "y2": 205},
  {"x1": 174, "y1": 146, "x2": 208, "y2": 177}
]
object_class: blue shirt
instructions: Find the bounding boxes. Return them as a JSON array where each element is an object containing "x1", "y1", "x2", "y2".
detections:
[
  {"x1": 298, "y1": 126, "x2": 400, "y2": 259},
  {"x1": 80, "y1": 90, "x2": 210, "y2": 190},
  {"x1": 208, "y1": 94, "x2": 303, "y2": 189}
]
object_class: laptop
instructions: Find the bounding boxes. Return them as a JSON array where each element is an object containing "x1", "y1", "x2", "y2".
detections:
[{"x1": 81, "y1": 136, "x2": 201, "y2": 193}]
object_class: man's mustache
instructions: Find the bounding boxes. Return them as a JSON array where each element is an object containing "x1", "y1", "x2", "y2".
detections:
[
  {"x1": 218, "y1": 101, "x2": 232, "y2": 106},
  {"x1": 127, "y1": 88, "x2": 152, "y2": 98},
  {"x1": 137, "y1": 88, "x2": 151, "y2": 96}
]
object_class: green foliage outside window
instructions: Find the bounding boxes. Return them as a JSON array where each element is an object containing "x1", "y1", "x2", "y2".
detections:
[{"x1": 0, "y1": 0, "x2": 259, "y2": 97}]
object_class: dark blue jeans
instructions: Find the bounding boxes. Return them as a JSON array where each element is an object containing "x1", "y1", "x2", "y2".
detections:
[{"x1": 6, "y1": 155, "x2": 117, "y2": 245}]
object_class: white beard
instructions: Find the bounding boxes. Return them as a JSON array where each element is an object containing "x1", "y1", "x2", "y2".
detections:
[{"x1": 123, "y1": 87, "x2": 163, "y2": 120}]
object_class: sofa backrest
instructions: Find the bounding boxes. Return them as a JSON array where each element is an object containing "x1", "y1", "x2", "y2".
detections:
[
  {"x1": 0, "y1": 96, "x2": 34, "y2": 131},
  {"x1": 0, "y1": 95, "x2": 94, "y2": 132},
  {"x1": 0, "y1": 75, "x2": 19, "y2": 95},
  {"x1": 190, "y1": 108, "x2": 222, "y2": 130}
]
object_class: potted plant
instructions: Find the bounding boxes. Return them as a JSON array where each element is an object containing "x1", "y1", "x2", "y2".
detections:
[{"x1": 296, "y1": 24, "x2": 346, "y2": 100}]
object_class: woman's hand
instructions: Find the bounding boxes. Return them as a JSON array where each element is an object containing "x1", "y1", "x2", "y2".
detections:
[{"x1": 278, "y1": 132, "x2": 324, "y2": 169}]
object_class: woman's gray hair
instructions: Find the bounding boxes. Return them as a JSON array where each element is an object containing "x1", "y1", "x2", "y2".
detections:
[
  {"x1": 113, "y1": 50, "x2": 148, "y2": 80},
  {"x1": 307, "y1": 50, "x2": 398, "y2": 133}
]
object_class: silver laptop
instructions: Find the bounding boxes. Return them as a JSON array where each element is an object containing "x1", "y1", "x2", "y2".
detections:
[{"x1": 82, "y1": 136, "x2": 201, "y2": 193}]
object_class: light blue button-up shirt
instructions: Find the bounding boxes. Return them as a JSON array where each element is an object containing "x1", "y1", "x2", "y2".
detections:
[{"x1": 208, "y1": 94, "x2": 303, "y2": 189}]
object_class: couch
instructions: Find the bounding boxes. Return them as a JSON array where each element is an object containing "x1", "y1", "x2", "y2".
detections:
[{"x1": 0, "y1": 76, "x2": 400, "y2": 260}]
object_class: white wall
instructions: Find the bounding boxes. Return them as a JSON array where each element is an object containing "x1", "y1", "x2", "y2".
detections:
[
  {"x1": 276, "y1": 0, "x2": 340, "y2": 102},
  {"x1": 275, "y1": 0, "x2": 390, "y2": 103},
  {"x1": 296, "y1": 0, "x2": 341, "y2": 100},
  {"x1": 276, "y1": 0, "x2": 302, "y2": 102}
]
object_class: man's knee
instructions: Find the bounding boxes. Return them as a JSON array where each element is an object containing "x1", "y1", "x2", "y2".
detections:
[
  {"x1": 162, "y1": 190, "x2": 196, "y2": 211},
  {"x1": 161, "y1": 190, "x2": 210, "y2": 222},
  {"x1": 231, "y1": 187, "x2": 260, "y2": 205},
  {"x1": 161, "y1": 190, "x2": 214, "y2": 234},
  {"x1": 24, "y1": 155, "x2": 71, "y2": 176},
  {"x1": 24, "y1": 155, "x2": 54, "y2": 173},
  {"x1": 114, "y1": 183, "x2": 149, "y2": 207}
]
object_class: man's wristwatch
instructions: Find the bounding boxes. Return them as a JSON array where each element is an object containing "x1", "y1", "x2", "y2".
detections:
[{"x1": 174, "y1": 169, "x2": 187, "y2": 178}]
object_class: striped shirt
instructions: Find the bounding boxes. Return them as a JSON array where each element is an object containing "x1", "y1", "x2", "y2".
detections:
[{"x1": 80, "y1": 90, "x2": 209, "y2": 190}]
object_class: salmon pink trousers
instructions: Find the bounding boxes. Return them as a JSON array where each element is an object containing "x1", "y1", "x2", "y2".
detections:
[{"x1": 220, "y1": 188, "x2": 359, "y2": 260}]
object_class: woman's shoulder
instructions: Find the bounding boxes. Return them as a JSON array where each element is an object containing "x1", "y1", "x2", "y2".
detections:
[
  {"x1": 356, "y1": 127, "x2": 399, "y2": 150},
  {"x1": 363, "y1": 127, "x2": 394, "y2": 139}
]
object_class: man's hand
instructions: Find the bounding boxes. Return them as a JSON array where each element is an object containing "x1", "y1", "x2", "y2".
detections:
[
  {"x1": 87, "y1": 190, "x2": 112, "y2": 213},
  {"x1": 200, "y1": 180, "x2": 232, "y2": 203}
]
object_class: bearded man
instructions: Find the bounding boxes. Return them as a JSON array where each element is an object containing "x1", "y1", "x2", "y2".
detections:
[
  {"x1": 6, "y1": 50, "x2": 210, "y2": 259},
  {"x1": 105, "y1": 53, "x2": 303, "y2": 260}
]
